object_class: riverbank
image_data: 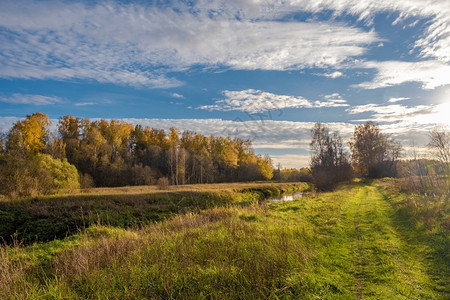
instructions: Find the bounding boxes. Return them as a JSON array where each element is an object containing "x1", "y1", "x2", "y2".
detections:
[{"x1": 0, "y1": 182, "x2": 310, "y2": 244}]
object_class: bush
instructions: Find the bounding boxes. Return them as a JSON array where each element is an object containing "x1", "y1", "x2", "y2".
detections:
[
  {"x1": 33, "y1": 154, "x2": 80, "y2": 193},
  {"x1": 129, "y1": 164, "x2": 155, "y2": 186},
  {"x1": 79, "y1": 172, "x2": 95, "y2": 189},
  {"x1": 157, "y1": 177, "x2": 169, "y2": 190},
  {"x1": 0, "y1": 153, "x2": 80, "y2": 198},
  {"x1": 312, "y1": 164, "x2": 353, "y2": 191}
]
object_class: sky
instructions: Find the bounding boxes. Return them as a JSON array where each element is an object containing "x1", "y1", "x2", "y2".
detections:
[{"x1": 0, "y1": 0, "x2": 449, "y2": 168}]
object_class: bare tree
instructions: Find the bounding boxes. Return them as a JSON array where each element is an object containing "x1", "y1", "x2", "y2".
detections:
[
  {"x1": 310, "y1": 123, "x2": 352, "y2": 189},
  {"x1": 428, "y1": 125, "x2": 449, "y2": 172}
]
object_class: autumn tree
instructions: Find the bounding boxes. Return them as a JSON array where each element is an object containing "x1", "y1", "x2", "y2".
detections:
[
  {"x1": 273, "y1": 168, "x2": 312, "y2": 182},
  {"x1": 6, "y1": 113, "x2": 51, "y2": 156},
  {"x1": 210, "y1": 136, "x2": 239, "y2": 181},
  {"x1": 180, "y1": 131, "x2": 212, "y2": 184},
  {"x1": 58, "y1": 115, "x2": 88, "y2": 163},
  {"x1": 233, "y1": 138, "x2": 273, "y2": 181},
  {"x1": 257, "y1": 154, "x2": 274, "y2": 180},
  {"x1": 310, "y1": 122, "x2": 352, "y2": 189},
  {"x1": 167, "y1": 127, "x2": 181, "y2": 185},
  {"x1": 0, "y1": 113, "x2": 84, "y2": 198},
  {"x1": 46, "y1": 133, "x2": 66, "y2": 160},
  {"x1": 349, "y1": 122, "x2": 401, "y2": 178},
  {"x1": 2, "y1": 113, "x2": 276, "y2": 190}
]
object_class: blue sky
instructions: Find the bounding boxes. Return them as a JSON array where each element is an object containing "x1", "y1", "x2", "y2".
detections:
[{"x1": 0, "y1": 0, "x2": 449, "y2": 168}]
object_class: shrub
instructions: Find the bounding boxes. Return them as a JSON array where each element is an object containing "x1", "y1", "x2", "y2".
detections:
[
  {"x1": 33, "y1": 154, "x2": 80, "y2": 194},
  {"x1": 129, "y1": 164, "x2": 155, "y2": 186},
  {"x1": 79, "y1": 172, "x2": 95, "y2": 189},
  {"x1": 0, "y1": 153, "x2": 80, "y2": 198},
  {"x1": 157, "y1": 177, "x2": 169, "y2": 190}
]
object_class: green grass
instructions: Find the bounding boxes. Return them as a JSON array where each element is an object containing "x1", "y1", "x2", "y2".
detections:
[
  {"x1": 0, "y1": 181, "x2": 448, "y2": 299},
  {"x1": 0, "y1": 182, "x2": 309, "y2": 244}
]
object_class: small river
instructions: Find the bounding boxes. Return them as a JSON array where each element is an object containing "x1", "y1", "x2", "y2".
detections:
[{"x1": 270, "y1": 191, "x2": 304, "y2": 202}]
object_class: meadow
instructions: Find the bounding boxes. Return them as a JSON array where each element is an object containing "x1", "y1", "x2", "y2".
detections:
[
  {"x1": 0, "y1": 182, "x2": 307, "y2": 244},
  {"x1": 0, "y1": 180, "x2": 448, "y2": 299}
]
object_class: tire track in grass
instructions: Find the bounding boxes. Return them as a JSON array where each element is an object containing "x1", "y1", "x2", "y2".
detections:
[
  {"x1": 285, "y1": 183, "x2": 443, "y2": 299},
  {"x1": 352, "y1": 187, "x2": 364, "y2": 300},
  {"x1": 345, "y1": 185, "x2": 438, "y2": 299}
]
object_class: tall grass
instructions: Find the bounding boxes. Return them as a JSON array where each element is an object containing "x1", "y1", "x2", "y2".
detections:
[
  {"x1": 380, "y1": 177, "x2": 450, "y2": 231},
  {"x1": 0, "y1": 182, "x2": 309, "y2": 245},
  {"x1": 0, "y1": 205, "x2": 315, "y2": 299}
]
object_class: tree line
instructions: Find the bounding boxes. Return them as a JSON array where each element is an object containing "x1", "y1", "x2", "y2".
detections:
[
  {"x1": 0, "y1": 113, "x2": 273, "y2": 197},
  {"x1": 310, "y1": 121, "x2": 449, "y2": 190},
  {"x1": 1, "y1": 112, "x2": 447, "y2": 197}
]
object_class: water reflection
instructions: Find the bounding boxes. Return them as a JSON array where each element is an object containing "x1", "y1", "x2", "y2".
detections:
[{"x1": 270, "y1": 192, "x2": 304, "y2": 202}]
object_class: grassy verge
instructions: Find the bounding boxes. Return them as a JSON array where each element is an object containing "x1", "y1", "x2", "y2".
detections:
[
  {"x1": 0, "y1": 182, "x2": 309, "y2": 244},
  {"x1": 1, "y1": 181, "x2": 447, "y2": 299},
  {"x1": 376, "y1": 178, "x2": 450, "y2": 296}
]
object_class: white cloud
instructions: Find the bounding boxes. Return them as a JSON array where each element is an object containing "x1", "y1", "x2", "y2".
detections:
[
  {"x1": 322, "y1": 93, "x2": 349, "y2": 105},
  {"x1": 354, "y1": 60, "x2": 450, "y2": 90},
  {"x1": 198, "y1": 89, "x2": 349, "y2": 113},
  {"x1": 171, "y1": 93, "x2": 185, "y2": 99},
  {"x1": 75, "y1": 102, "x2": 95, "y2": 106},
  {"x1": 315, "y1": 71, "x2": 344, "y2": 78},
  {"x1": 253, "y1": 139, "x2": 311, "y2": 149},
  {"x1": 0, "y1": 93, "x2": 62, "y2": 105},
  {"x1": 0, "y1": 117, "x2": 22, "y2": 133},
  {"x1": 388, "y1": 97, "x2": 410, "y2": 103},
  {"x1": 1, "y1": 0, "x2": 448, "y2": 90},
  {"x1": 346, "y1": 103, "x2": 447, "y2": 124},
  {"x1": 116, "y1": 118, "x2": 356, "y2": 149},
  {"x1": 208, "y1": 0, "x2": 450, "y2": 63},
  {"x1": 268, "y1": 154, "x2": 311, "y2": 169},
  {"x1": 0, "y1": 1, "x2": 380, "y2": 87},
  {"x1": 406, "y1": 102, "x2": 450, "y2": 126},
  {"x1": 404, "y1": 20, "x2": 419, "y2": 29}
]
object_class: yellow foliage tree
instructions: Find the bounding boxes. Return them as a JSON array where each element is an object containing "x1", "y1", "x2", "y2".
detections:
[{"x1": 7, "y1": 112, "x2": 51, "y2": 156}]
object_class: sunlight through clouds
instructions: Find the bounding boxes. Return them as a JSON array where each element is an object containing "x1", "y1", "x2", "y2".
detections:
[
  {"x1": 354, "y1": 60, "x2": 450, "y2": 90},
  {"x1": 409, "y1": 102, "x2": 450, "y2": 126}
]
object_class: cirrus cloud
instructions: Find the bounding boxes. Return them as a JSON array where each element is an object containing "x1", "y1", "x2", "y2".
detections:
[
  {"x1": 0, "y1": 93, "x2": 62, "y2": 105},
  {"x1": 198, "y1": 0, "x2": 450, "y2": 63},
  {"x1": 1, "y1": 0, "x2": 448, "y2": 92},
  {"x1": 0, "y1": 1, "x2": 380, "y2": 88}
]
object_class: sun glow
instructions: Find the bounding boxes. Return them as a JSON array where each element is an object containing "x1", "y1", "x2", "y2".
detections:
[{"x1": 410, "y1": 102, "x2": 450, "y2": 126}]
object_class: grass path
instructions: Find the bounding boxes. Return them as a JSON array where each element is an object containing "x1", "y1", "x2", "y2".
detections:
[{"x1": 313, "y1": 184, "x2": 443, "y2": 299}]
